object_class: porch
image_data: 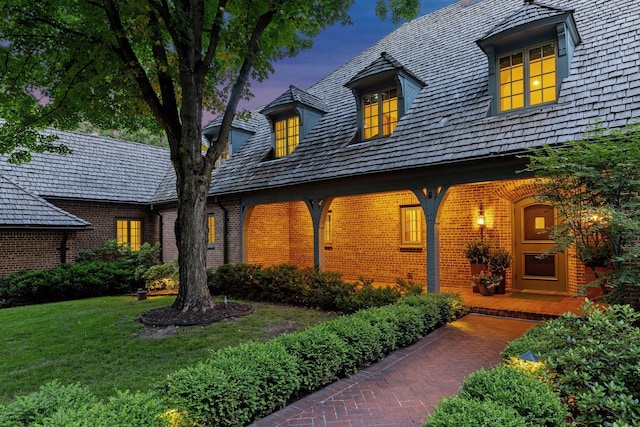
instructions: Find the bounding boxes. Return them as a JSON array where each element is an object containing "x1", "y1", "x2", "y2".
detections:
[{"x1": 443, "y1": 286, "x2": 587, "y2": 321}]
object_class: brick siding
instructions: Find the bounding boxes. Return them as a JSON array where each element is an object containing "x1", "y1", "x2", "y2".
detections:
[{"x1": 0, "y1": 230, "x2": 79, "y2": 274}]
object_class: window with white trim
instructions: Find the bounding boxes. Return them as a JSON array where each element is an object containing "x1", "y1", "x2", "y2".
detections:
[{"x1": 401, "y1": 206, "x2": 422, "y2": 246}]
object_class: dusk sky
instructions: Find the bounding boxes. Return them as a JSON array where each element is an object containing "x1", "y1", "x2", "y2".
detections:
[{"x1": 217, "y1": 0, "x2": 458, "y2": 117}]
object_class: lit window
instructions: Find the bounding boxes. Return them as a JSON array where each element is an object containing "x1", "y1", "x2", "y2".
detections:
[
  {"x1": 401, "y1": 206, "x2": 422, "y2": 246},
  {"x1": 363, "y1": 89, "x2": 398, "y2": 139},
  {"x1": 499, "y1": 43, "x2": 556, "y2": 112},
  {"x1": 116, "y1": 219, "x2": 142, "y2": 251},
  {"x1": 207, "y1": 214, "x2": 215, "y2": 248},
  {"x1": 274, "y1": 116, "x2": 299, "y2": 157},
  {"x1": 324, "y1": 211, "x2": 332, "y2": 245}
]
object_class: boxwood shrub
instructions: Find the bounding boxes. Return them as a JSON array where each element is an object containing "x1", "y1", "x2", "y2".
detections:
[
  {"x1": 459, "y1": 366, "x2": 566, "y2": 426},
  {"x1": 274, "y1": 325, "x2": 350, "y2": 396},
  {"x1": 207, "y1": 263, "x2": 421, "y2": 313},
  {"x1": 0, "y1": 241, "x2": 159, "y2": 308},
  {"x1": 424, "y1": 396, "x2": 528, "y2": 427},
  {"x1": 160, "y1": 340, "x2": 300, "y2": 427},
  {"x1": 2, "y1": 293, "x2": 463, "y2": 426},
  {"x1": 160, "y1": 293, "x2": 463, "y2": 426},
  {"x1": 502, "y1": 301, "x2": 640, "y2": 426},
  {"x1": 0, "y1": 381, "x2": 169, "y2": 427}
]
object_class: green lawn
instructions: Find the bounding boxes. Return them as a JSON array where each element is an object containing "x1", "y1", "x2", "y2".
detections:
[{"x1": 0, "y1": 295, "x2": 336, "y2": 404}]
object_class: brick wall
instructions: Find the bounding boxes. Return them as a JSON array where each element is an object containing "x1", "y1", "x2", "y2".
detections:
[
  {"x1": 245, "y1": 191, "x2": 427, "y2": 285},
  {"x1": 0, "y1": 200, "x2": 160, "y2": 275},
  {"x1": 158, "y1": 199, "x2": 242, "y2": 269},
  {"x1": 0, "y1": 230, "x2": 79, "y2": 274},
  {"x1": 51, "y1": 200, "x2": 159, "y2": 253},
  {"x1": 439, "y1": 179, "x2": 581, "y2": 293}
]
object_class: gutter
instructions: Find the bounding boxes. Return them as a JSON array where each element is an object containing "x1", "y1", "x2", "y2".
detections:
[
  {"x1": 215, "y1": 198, "x2": 229, "y2": 264},
  {"x1": 150, "y1": 205, "x2": 164, "y2": 262}
]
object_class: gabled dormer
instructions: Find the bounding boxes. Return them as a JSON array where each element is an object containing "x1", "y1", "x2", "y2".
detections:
[
  {"x1": 345, "y1": 52, "x2": 425, "y2": 142},
  {"x1": 476, "y1": 0, "x2": 581, "y2": 115},
  {"x1": 260, "y1": 85, "x2": 328, "y2": 159},
  {"x1": 202, "y1": 117, "x2": 255, "y2": 167}
]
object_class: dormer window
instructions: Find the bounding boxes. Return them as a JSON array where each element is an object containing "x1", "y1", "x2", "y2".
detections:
[
  {"x1": 261, "y1": 85, "x2": 328, "y2": 159},
  {"x1": 345, "y1": 52, "x2": 424, "y2": 142},
  {"x1": 476, "y1": 1, "x2": 580, "y2": 116},
  {"x1": 363, "y1": 88, "x2": 398, "y2": 139},
  {"x1": 499, "y1": 42, "x2": 556, "y2": 112},
  {"x1": 274, "y1": 115, "x2": 300, "y2": 158}
]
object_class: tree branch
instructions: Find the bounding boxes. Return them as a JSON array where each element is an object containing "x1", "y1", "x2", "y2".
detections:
[
  {"x1": 101, "y1": 0, "x2": 170, "y2": 134},
  {"x1": 205, "y1": 5, "x2": 279, "y2": 168}
]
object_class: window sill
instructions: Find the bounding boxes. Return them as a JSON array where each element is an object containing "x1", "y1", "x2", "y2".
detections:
[
  {"x1": 207, "y1": 244, "x2": 215, "y2": 250},
  {"x1": 400, "y1": 246, "x2": 423, "y2": 252}
]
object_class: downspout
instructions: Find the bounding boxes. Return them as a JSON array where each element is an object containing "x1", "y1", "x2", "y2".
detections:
[
  {"x1": 215, "y1": 199, "x2": 229, "y2": 264},
  {"x1": 59, "y1": 231, "x2": 70, "y2": 264},
  {"x1": 150, "y1": 205, "x2": 164, "y2": 262}
]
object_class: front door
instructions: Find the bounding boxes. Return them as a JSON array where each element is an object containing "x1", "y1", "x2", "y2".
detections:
[{"x1": 513, "y1": 198, "x2": 567, "y2": 293}]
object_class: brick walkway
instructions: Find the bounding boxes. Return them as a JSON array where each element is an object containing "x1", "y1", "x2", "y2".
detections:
[{"x1": 250, "y1": 314, "x2": 536, "y2": 427}]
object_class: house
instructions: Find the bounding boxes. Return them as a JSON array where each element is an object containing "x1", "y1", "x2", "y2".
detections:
[{"x1": 2, "y1": 0, "x2": 639, "y2": 297}]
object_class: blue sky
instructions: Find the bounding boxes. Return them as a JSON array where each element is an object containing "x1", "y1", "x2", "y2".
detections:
[{"x1": 235, "y1": 0, "x2": 458, "y2": 112}]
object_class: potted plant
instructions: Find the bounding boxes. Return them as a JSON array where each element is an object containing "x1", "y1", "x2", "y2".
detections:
[
  {"x1": 489, "y1": 248, "x2": 511, "y2": 294},
  {"x1": 464, "y1": 240, "x2": 490, "y2": 293},
  {"x1": 471, "y1": 270, "x2": 501, "y2": 296}
]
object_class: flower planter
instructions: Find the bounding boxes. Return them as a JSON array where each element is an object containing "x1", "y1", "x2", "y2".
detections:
[
  {"x1": 470, "y1": 263, "x2": 487, "y2": 293},
  {"x1": 478, "y1": 282, "x2": 496, "y2": 296}
]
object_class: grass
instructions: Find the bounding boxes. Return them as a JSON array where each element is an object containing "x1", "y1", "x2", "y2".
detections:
[{"x1": 0, "y1": 295, "x2": 337, "y2": 404}]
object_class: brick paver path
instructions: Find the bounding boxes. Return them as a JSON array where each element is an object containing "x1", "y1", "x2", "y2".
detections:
[{"x1": 251, "y1": 314, "x2": 536, "y2": 427}]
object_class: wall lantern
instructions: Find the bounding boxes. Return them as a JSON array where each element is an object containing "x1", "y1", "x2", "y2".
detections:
[{"x1": 477, "y1": 202, "x2": 486, "y2": 240}]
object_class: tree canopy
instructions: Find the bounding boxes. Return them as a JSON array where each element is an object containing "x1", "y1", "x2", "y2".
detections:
[{"x1": 0, "y1": 0, "x2": 422, "y2": 314}]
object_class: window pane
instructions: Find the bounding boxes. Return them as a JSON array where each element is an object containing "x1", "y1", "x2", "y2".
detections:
[
  {"x1": 129, "y1": 220, "x2": 141, "y2": 251},
  {"x1": 512, "y1": 94, "x2": 524, "y2": 109},
  {"x1": 524, "y1": 254, "x2": 556, "y2": 277},
  {"x1": 324, "y1": 212, "x2": 332, "y2": 244},
  {"x1": 116, "y1": 220, "x2": 127, "y2": 246},
  {"x1": 498, "y1": 53, "x2": 525, "y2": 112},
  {"x1": 275, "y1": 119, "x2": 287, "y2": 157},
  {"x1": 381, "y1": 89, "x2": 398, "y2": 136},
  {"x1": 363, "y1": 96, "x2": 379, "y2": 139},
  {"x1": 401, "y1": 207, "x2": 421, "y2": 245},
  {"x1": 287, "y1": 116, "x2": 300, "y2": 154},
  {"x1": 274, "y1": 116, "x2": 299, "y2": 157},
  {"x1": 207, "y1": 215, "x2": 215, "y2": 244}
]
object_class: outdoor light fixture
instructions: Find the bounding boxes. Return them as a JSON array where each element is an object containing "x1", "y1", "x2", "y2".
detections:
[
  {"x1": 477, "y1": 202, "x2": 486, "y2": 240},
  {"x1": 518, "y1": 350, "x2": 539, "y2": 362}
]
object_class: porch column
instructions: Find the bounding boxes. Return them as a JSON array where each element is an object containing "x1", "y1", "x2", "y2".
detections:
[
  {"x1": 239, "y1": 203, "x2": 253, "y2": 263},
  {"x1": 304, "y1": 198, "x2": 333, "y2": 269},
  {"x1": 412, "y1": 185, "x2": 448, "y2": 294}
]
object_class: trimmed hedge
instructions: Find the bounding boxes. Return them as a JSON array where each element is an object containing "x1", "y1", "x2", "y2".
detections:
[
  {"x1": 160, "y1": 340, "x2": 300, "y2": 427},
  {"x1": 425, "y1": 396, "x2": 528, "y2": 427},
  {"x1": 0, "y1": 241, "x2": 159, "y2": 309},
  {"x1": 160, "y1": 293, "x2": 463, "y2": 426},
  {"x1": 0, "y1": 381, "x2": 169, "y2": 427},
  {"x1": 502, "y1": 301, "x2": 640, "y2": 426},
  {"x1": 459, "y1": 366, "x2": 566, "y2": 426},
  {"x1": 207, "y1": 263, "x2": 422, "y2": 313},
  {"x1": 1, "y1": 293, "x2": 463, "y2": 426},
  {"x1": 424, "y1": 366, "x2": 565, "y2": 427}
]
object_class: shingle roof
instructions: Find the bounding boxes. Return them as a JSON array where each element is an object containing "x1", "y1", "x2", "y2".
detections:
[
  {"x1": 0, "y1": 129, "x2": 172, "y2": 204},
  {"x1": 260, "y1": 85, "x2": 329, "y2": 115},
  {"x1": 203, "y1": 0, "x2": 640, "y2": 197},
  {"x1": 479, "y1": 0, "x2": 571, "y2": 41},
  {"x1": 0, "y1": 175, "x2": 90, "y2": 228}
]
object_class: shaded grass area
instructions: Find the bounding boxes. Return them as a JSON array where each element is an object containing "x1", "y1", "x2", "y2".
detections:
[{"x1": 0, "y1": 295, "x2": 337, "y2": 404}]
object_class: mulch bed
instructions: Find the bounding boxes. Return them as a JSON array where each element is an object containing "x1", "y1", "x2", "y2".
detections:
[{"x1": 139, "y1": 302, "x2": 254, "y2": 327}]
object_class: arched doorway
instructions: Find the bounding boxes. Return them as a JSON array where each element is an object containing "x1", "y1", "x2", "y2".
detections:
[{"x1": 513, "y1": 198, "x2": 568, "y2": 293}]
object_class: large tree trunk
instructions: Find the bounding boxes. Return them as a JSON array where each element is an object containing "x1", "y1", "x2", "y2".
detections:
[
  {"x1": 170, "y1": 77, "x2": 216, "y2": 313},
  {"x1": 172, "y1": 169, "x2": 215, "y2": 312}
]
